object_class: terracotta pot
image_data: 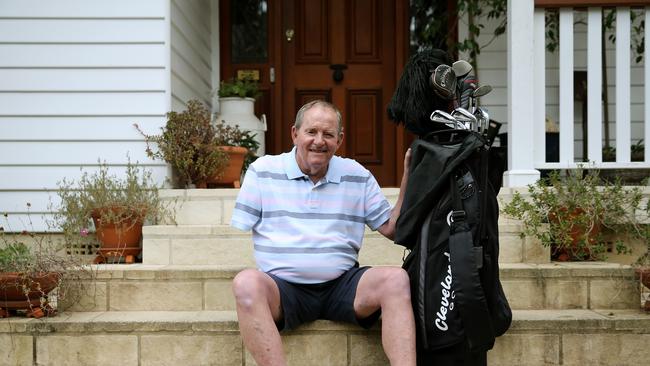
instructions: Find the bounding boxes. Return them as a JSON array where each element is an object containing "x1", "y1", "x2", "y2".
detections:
[
  {"x1": 548, "y1": 207, "x2": 600, "y2": 261},
  {"x1": 206, "y1": 146, "x2": 248, "y2": 188},
  {"x1": 91, "y1": 207, "x2": 144, "y2": 264},
  {"x1": 0, "y1": 272, "x2": 60, "y2": 318}
]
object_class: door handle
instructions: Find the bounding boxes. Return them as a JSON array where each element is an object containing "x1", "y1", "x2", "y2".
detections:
[
  {"x1": 285, "y1": 29, "x2": 294, "y2": 42},
  {"x1": 330, "y1": 64, "x2": 348, "y2": 83}
]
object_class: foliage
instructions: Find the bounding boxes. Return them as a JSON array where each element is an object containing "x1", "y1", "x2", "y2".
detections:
[
  {"x1": 136, "y1": 99, "x2": 260, "y2": 187},
  {"x1": 502, "y1": 169, "x2": 650, "y2": 261},
  {"x1": 213, "y1": 119, "x2": 260, "y2": 171},
  {"x1": 217, "y1": 78, "x2": 261, "y2": 99},
  {"x1": 136, "y1": 99, "x2": 229, "y2": 188},
  {"x1": 545, "y1": 8, "x2": 645, "y2": 63},
  {"x1": 409, "y1": 1, "x2": 646, "y2": 68},
  {"x1": 0, "y1": 242, "x2": 32, "y2": 272},
  {"x1": 52, "y1": 160, "x2": 170, "y2": 250},
  {"x1": 602, "y1": 140, "x2": 645, "y2": 162},
  {"x1": 1, "y1": 206, "x2": 95, "y2": 314}
]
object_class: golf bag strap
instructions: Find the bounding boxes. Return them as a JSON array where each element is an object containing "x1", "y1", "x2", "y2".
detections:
[
  {"x1": 478, "y1": 149, "x2": 489, "y2": 246},
  {"x1": 449, "y1": 175, "x2": 496, "y2": 352},
  {"x1": 417, "y1": 209, "x2": 434, "y2": 349}
]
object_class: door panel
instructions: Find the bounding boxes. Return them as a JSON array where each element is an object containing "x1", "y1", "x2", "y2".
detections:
[{"x1": 282, "y1": 0, "x2": 397, "y2": 185}]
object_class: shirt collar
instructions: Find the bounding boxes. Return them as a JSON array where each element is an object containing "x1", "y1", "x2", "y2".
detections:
[{"x1": 283, "y1": 146, "x2": 342, "y2": 184}]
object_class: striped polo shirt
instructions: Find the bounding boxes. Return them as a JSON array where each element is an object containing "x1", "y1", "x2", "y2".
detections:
[{"x1": 230, "y1": 147, "x2": 391, "y2": 284}]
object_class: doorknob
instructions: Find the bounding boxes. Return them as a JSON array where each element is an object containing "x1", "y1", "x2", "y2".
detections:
[
  {"x1": 330, "y1": 64, "x2": 348, "y2": 83},
  {"x1": 285, "y1": 29, "x2": 294, "y2": 42}
]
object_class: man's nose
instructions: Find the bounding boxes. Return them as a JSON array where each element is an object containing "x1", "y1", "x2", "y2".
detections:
[{"x1": 313, "y1": 133, "x2": 324, "y2": 144}]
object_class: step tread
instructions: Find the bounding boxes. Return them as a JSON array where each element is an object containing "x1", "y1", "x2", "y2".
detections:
[
  {"x1": 143, "y1": 222, "x2": 526, "y2": 236},
  {"x1": 3, "y1": 309, "x2": 649, "y2": 333},
  {"x1": 87, "y1": 262, "x2": 634, "y2": 279}
]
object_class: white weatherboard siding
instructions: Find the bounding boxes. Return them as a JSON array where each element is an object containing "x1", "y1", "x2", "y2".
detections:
[
  {"x1": 170, "y1": 0, "x2": 212, "y2": 111},
  {"x1": 0, "y1": 0, "x2": 172, "y2": 231},
  {"x1": 461, "y1": 9, "x2": 646, "y2": 162}
]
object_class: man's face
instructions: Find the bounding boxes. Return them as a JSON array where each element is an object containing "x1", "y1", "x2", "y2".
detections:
[{"x1": 292, "y1": 105, "x2": 343, "y2": 182}]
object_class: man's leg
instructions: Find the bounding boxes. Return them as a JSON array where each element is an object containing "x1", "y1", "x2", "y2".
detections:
[
  {"x1": 232, "y1": 269, "x2": 286, "y2": 366},
  {"x1": 354, "y1": 267, "x2": 416, "y2": 366}
]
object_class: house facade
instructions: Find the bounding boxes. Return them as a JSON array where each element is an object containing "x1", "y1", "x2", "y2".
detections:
[{"x1": 1, "y1": 0, "x2": 648, "y2": 230}]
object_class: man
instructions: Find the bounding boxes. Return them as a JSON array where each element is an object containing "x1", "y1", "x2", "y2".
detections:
[{"x1": 231, "y1": 100, "x2": 415, "y2": 365}]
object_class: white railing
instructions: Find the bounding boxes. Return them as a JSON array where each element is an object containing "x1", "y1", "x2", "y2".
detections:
[{"x1": 506, "y1": 1, "x2": 650, "y2": 186}]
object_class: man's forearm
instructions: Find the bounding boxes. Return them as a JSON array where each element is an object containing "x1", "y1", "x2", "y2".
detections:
[{"x1": 378, "y1": 148, "x2": 411, "y2": 240}]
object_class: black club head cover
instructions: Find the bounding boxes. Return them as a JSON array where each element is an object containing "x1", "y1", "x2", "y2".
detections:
[{"x1": 387, "y1": 48, "x2": 453, "y2": 137}]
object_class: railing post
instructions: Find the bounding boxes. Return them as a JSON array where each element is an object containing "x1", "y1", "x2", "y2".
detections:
[{"x1": 503, "y1": 0, "x2": 540, "y2": 187}]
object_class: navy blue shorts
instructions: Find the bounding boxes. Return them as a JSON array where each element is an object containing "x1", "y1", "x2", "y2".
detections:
[{"x1": 268, "y1": 265, "x2": 381, "y2": 331}]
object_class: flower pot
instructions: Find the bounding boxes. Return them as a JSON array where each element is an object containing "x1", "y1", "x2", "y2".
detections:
[
  {"x1": 206, "y1": 146, "x2": 248, "y2": 188},
  {"x1": 216, "y1": 97, "x2": 267, "y2": 155},
  {"x1": 0, "y1": 272, "x2": 60, "y2": 318},
  {"x1": 548, "y1": 207, "x2": 600, "y2": 261},
  {"x1": 91, "y1": 207, "x2": 144, "y2": 264}
]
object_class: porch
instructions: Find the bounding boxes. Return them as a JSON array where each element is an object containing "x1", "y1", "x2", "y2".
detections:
[{"x1": 505, "y1": 0, "x2": 650, "y2": 186}]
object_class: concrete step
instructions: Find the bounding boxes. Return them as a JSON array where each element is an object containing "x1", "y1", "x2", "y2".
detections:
[
  {"x1": 2, "y1": 309, "x2": 649, "y2": 366},
  {"x1": 141, "y1": 221, "x2": 549, "y2": 266},
  {"x1": 65, "y1": 262, "x2": 641, "y2": 313}
]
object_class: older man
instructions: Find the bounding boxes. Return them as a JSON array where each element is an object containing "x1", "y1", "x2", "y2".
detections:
[{"x1": 231, "y1": 100, "x2": 415, "y2": 366}]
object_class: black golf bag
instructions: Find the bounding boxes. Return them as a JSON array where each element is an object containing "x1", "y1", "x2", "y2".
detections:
[{"x1": 388, "y1": 49, "x2": 511, "y2": 365}]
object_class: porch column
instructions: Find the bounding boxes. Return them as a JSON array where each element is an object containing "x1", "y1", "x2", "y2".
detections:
[{"x1": 503, "y1": 0, "x2": 540, "y2": 187}]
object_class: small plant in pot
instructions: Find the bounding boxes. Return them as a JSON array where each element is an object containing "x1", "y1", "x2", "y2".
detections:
[
  {"x1": 0, "y1": 207, "x2": 91, "y2": 318},
  {"x1": 502, "y1": 169, "x2": 648, "y2": 261},
  {"x1": 136, "y1": 99, "x2": 259, "y2": 188},
  {"x1": 217, "y1": 77, "x2": 261, "y2": 99},
  {"x1": 53, "y1": 161, "x2": 170, "y2": 264},
  {"x1": 208, "y1": 119, "x2": 260, "y2": 187}
]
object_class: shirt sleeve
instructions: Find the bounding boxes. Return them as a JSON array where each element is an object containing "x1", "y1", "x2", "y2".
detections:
[
  {"x1": 230, "y1": 165, "x2": 262, "y2": 231},
  {"x1": 364, "y1": 173, "x2": 391, "y2": 231}
]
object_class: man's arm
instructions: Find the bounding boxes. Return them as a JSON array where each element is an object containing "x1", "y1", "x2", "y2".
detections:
[{"x1": 377, "y1": 148, "x2": 411, "y2": 240}]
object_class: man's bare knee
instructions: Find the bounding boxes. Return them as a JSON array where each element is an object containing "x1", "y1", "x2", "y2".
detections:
[
  {"x1": 232, "y1": 269, "x2": 267, "y2": 309},
  {"x1": 382, "y1": 268, "x2": 411, "y2": 300}
]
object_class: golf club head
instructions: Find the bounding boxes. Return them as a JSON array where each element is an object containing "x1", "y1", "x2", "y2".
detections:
[
  {"x1": 451, "y1": 108, "x2": 477, "y2": 130},
  {"x1": 472, "y1": 84, "x2": 493, "y2": 98},
  {"x1": 430, "y1": 110, "x2": 464, "y2": 130},
  {"x1": 430, "y1": 64, "x2": 457, "y2": 100},
  {"x1": 452, "y1": 60, "x2": 473, "y2": 78},
  {"x1": 473, "y1": 107, "x2": 489, "y2": 134}
]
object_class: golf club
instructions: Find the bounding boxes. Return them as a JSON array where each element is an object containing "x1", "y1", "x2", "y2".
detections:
[
  {"x1": 451, "y1": 107, "x2": 478, "y2": 131},
  {"x1": 430, "y1": 64, "x2": 457, "y2": 100}
]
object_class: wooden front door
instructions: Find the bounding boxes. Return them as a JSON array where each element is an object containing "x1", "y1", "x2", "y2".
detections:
[
  {"x1": 220, "y1": 0, "x2": 407, "y2": 186},
  {"x1": 280, "y1": 0, "x2": 398, "y2": 186}
]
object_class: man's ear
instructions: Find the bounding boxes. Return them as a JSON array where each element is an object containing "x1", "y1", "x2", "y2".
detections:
[
  {"x1": 291, "y1": 125, "x2": 298, "y2": 145},
  {"x1": 337, "y1": 132, "x2": 344, "y2": 149}
]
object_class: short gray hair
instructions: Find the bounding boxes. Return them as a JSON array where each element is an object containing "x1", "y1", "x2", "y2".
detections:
[{"x1": 294, "y1": 100, "x2": 343, "y2": 134}]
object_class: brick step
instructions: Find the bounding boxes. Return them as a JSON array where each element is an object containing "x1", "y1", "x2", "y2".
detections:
[
  {"x1": 2, "y1": 309, "x2": 649, "y2": 365},
  {"x1": 66, "y1": 262, "x2": 640, "y2": 313},
  {"x1": 142, "y1": 221, "x2": 548, "y2": 266}
]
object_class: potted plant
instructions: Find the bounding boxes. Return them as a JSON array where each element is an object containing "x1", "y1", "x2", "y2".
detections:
[
  {"x1": 1, "y1": 207, "x2": 91, "y2": 318},
  {"x1": 53, "y1": 161, "x2": 170, "y2": 264},
  {"x1": 136, "y1": 99, "x2": 259, "y2": 188},
  {"x1": 207, "y1": 119, "x2": 260, "y2": 187},
  {"x1": 502, "y1": 169, "x2": 649, "y2": 261},
  {"x1": 216, "y1": 78, "x2": 267, "y2": 156},
  {"x1": 217, "y1": 77, "x2": 261, "y2": 99}
]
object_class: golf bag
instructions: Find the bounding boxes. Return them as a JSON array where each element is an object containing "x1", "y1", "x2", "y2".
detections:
[{"x1": 388, "y1": 49, "x2": 511, "y2": 365}]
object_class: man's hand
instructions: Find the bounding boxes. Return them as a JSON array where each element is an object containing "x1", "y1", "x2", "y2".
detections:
[{"x1": 378, "y1": 148, "x2": 411, "y2": 240}]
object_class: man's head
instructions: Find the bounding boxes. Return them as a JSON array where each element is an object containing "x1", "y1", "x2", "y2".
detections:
[{"x1": 292, "y1": 100, "x2": 344, "y2": 182}]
